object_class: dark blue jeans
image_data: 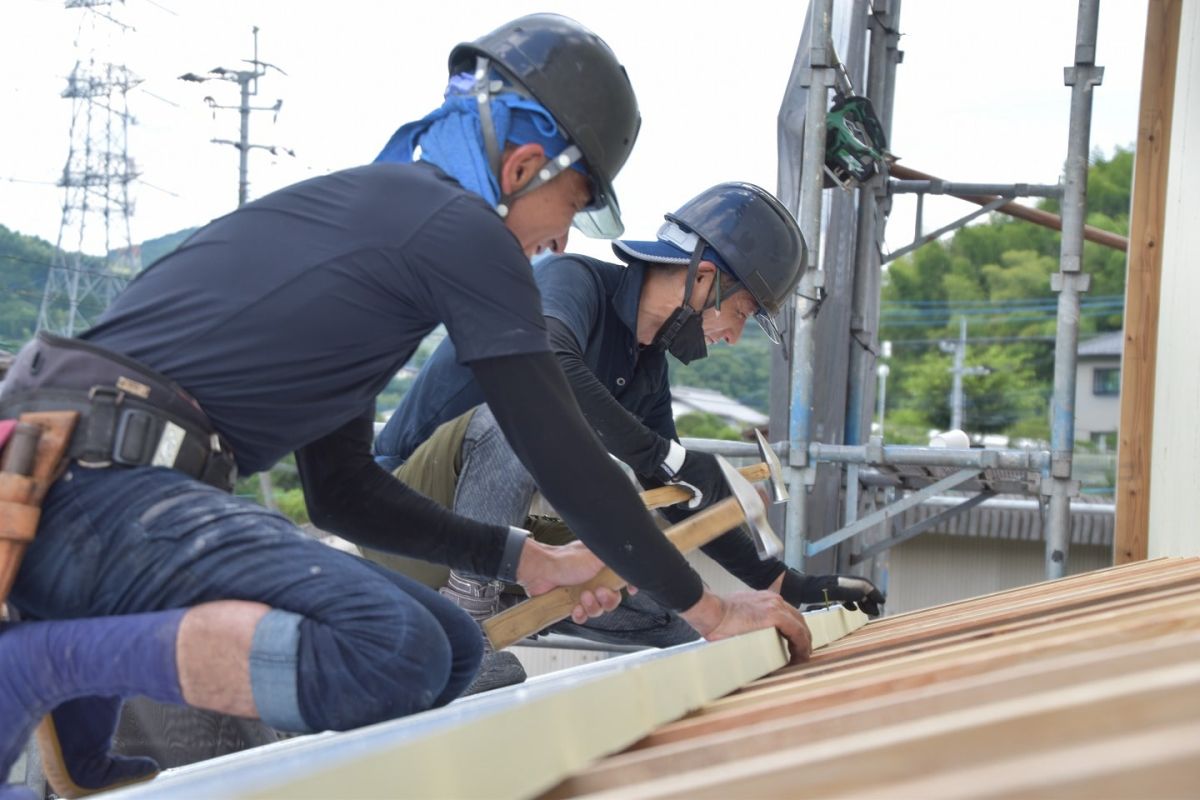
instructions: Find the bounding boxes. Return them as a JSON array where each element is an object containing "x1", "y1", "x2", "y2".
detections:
[{"x1": 10, "y1": 465, "x2": 482, "y2": 732}]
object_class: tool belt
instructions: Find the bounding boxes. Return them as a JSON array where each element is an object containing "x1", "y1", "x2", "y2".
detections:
[{"x1": 0, "y1": 332, "x2": 237, "y2": 492}]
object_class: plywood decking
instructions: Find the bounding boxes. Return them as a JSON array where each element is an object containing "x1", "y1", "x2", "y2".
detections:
[{"x1": 542, "y1": 557, "x2": 1200, "y2": 799}]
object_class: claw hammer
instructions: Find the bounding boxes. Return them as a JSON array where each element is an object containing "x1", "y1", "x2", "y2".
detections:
[
  {"x1": 640, "y1": 430, "x2": 788, "y2": 509},
  {"x1": 483, "y1": 453, "x2": 785, "y2": 651}
]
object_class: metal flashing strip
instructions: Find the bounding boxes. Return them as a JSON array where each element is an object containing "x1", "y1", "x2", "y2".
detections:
[{"x1": 104, "y1": 607, "x2": 866, "y2": 800}]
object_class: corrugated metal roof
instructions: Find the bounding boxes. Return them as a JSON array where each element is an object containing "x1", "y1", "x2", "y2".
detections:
[
  {"x1": 895, "y1": 492, "x2": 1115, "y2": 546},
  {"x1": 1078, "y1": 329, "x2": 1124, "y2": 358},
  {"x1": 670, "y1": 385, "x2": 769, "y2": 427}
]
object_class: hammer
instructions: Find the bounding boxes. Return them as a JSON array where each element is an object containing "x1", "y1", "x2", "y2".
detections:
[
  {"x1": 640, "y1": 429, "x2": 789, "y2": 509},
  {"x1": 483, "y1": 454, "x2": 785, "y2": 651}
]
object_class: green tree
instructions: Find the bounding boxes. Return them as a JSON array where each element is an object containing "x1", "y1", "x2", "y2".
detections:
[{"x1": 880, "y1": 146, "x2": 1132, "y2": 443}]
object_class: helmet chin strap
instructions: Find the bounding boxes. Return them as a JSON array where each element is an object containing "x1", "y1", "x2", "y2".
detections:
[
  {"x1": 651, "y1": 239, "x2": 707, "y2": 351},
  {"x1": 473, "y1": 56, "x2": 583, "y2": 219}
]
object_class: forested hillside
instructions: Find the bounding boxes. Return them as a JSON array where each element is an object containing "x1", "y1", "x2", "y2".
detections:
[
  {"x1": 0, "y1": 225, "x2": 197, "y2": 353},
  {"x1": 0, "y1": 225, "x2": 68, "y2": 352}
]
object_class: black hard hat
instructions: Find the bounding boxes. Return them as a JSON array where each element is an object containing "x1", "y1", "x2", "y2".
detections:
[
  {"x1": 450, "y1": 14, "x2": 641, "y2": 238},
  {"x1": 667, "y1": 183, "x2": 806, "y2": 342}
]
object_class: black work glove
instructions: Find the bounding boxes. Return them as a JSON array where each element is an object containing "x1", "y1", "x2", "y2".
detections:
[
  {"x1": 780, "y1": 568, "x2": 886, "y2": 617},
  {"x1": 654, "y1": 442, "x2": 730, "y2": 511}
]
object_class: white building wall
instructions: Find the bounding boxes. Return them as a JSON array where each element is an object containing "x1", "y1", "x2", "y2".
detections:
[
  {"x1": 1074, "y1": 358, "x2": 1122, "y2": 440},
  {"x1": 1149, "y1": 1, "x2": 1200, "y2": 559},
  {"x1": 885, "y1": 535, "x2": 1112, "y2": 615}
]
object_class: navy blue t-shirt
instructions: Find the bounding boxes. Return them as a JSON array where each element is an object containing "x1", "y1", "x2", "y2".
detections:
[
  {"x1": 376, "y1": 255, "x2": 673, "y2": 468},
  {"x1": 84, "y1": 163, "x2": 549, "y2": 474}
]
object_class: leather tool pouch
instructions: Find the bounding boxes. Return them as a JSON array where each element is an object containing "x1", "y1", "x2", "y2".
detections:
[{"x1": 0, "y1": 411, "x2": 77, "y2": 609}]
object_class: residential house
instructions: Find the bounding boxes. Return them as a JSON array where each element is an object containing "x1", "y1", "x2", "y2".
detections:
[{"x1": 1074, "y1": 330, "x2": 1122, "y2": 450}]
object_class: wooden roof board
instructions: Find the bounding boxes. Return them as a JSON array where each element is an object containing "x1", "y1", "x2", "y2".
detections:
[{"x1": 542, "y1": 557, "x2": 1200, "y2": 799}]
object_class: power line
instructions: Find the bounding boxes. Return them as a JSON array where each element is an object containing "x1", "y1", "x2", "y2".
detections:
[
  {"x1": 883, "y1": 294, "x2": 1125, "y2": 308},
  {"x1": 887, "y1": 335, "x2": 1060, "y2": 346},
  {"x1": 882, "y1": 297, "x2": 1123, "y2": 317}
]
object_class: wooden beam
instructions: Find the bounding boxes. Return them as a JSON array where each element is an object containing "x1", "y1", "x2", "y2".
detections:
[{"x1": 1115, "y1": 0, "x2": 1183, "y2": 563}]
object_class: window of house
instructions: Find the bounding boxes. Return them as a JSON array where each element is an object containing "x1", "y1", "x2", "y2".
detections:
[{"x1": 1093, "y1": 367, "x2": 1120, "y2": 396}]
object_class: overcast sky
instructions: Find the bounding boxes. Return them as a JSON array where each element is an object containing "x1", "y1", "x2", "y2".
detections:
[{"x1": 1, "y1": 0, "x2": 1147, "y2": 262}]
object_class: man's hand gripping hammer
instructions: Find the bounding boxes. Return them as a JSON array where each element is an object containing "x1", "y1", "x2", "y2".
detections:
[{"x1": 482, "y1": 434, "x2": 787, "y2": 651}]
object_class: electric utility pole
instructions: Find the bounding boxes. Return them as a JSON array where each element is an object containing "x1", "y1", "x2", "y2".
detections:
[
  {"x1": 180, "y1": 27, "x2": 290, "y2": 509},
  {"x1": 179, "y1": 26, "x2": 292, "y2": 208},
  {"x1": 939, "y1": 316, "x2": 989, "y2": 431}
]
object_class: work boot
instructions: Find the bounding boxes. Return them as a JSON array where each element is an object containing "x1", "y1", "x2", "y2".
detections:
[
  {"x1": 0, "y1": 611, "x2": 186, "y2": 800},
  {"x1": 37, "y1": 696, "x2": 160, "y2": 798},
  {"x1": 438, "y1": 571, "x2": 527, "y2": 695}
]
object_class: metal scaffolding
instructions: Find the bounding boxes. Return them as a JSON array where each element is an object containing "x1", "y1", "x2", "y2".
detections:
[{"x1": 769, "y1": 0, "x2": 1106, "y2": 583}]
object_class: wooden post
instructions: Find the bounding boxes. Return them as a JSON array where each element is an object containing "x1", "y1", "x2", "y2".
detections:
[{"x1": 1114, "y1": 0, "x2": 1182, "y2": 564}]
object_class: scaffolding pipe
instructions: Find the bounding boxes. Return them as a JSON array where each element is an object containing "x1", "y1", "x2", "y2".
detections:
[
  {"x1": 684, "y1": 437, "x2": 1052, "y2": 474},
  {"x1": 811, "y1": 442, "x2": 1051, "y2": 472},
  {"x1": 889, "y1": 163, "x2": 1127, "y2": 252},
  {"x1": 784, "y1": 0, "x2": 835, "y2": 571},
  {"x1": 889, "y1": 180, "x2": 1063, "y2": 198},
  {"x1": 1045, "y1": 0, "x2": 1102, "y2": 579},
  {"x1": 845, "y1": 0, "x2": 902, "y2": 593},
  {"x1": 844, "y1": 0, "x2": 900, "y2": 451}
]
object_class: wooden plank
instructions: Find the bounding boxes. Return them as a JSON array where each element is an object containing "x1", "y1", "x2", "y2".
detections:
[
  {"x1": 545, "y1": 633, "x2": 1200, "y2": 796},
  {"x1": 549, "y1": 633, "x2": 1200, "y2": 796},
  {"x1": 567, "y1": 662, "x2": 1200, "y2": 799},
  {"x1": 630, "y1": 591, "x2": 1200, "y2": 748},
  {"x1": 764, "y1": 559, "x2": 1200, "y2": 668},
  {"x1": 839, "y1": 721, "x2": 1200, "y2": 799},
  {"x1": 750, "y1": 568, "x2": 1200, "y2": 687},
  {"x1": 845, "y1": 555, "x2": 1177, "y2": 633},
  {"x1": 1115, "y1": 0, "x2": 1183, "y2": 564}
]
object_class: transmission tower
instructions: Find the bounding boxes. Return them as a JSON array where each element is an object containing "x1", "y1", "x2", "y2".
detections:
[{"x1": 38, "y1": 0, "x2": 142, "y2": 336}]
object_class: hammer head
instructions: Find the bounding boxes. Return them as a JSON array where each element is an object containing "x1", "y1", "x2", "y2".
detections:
[
  {"x1": 753, "y1": 429, "x2": 789, "y2": 505},
  {"x1": 716, "y1": 455, "x2": 783, "y2": 560}
]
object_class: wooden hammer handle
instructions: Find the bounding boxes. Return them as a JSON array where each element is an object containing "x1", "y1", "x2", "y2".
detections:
[
  {"x1": 483, "y1": 496, "x2": 747, "y2": 651},
  {"x1": 640, "y1": 461, "x2": 771, "y2": 509}
]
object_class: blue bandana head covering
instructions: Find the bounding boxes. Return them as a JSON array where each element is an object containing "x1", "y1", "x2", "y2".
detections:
[{"x1": 375, "y1": 73, "x2": 589, "y2": 207}]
